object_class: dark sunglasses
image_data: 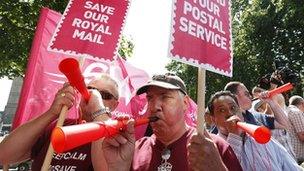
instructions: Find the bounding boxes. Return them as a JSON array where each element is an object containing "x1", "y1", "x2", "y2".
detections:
[{"x1": 87, "y1": 86, "x2": 117, "y2": 100}]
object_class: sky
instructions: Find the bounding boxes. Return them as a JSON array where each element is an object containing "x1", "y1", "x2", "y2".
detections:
[
  {"x1": 0, "y1": 78, "x2": 12, "y2": 111},
  {"x1": 124, "y1": 0, "x2": 172, "y2": 75},
  {"x1": 0, "y1": 0, "x2": 173, "y2": 111}
]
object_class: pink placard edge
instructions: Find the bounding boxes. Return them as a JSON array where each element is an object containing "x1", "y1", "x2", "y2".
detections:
[
  {"x1": 167, "y1": 0, "x2": 234, "y2": 77},
  {"x1": 47, "y1": 0, "x2": 131, "y2": 62}
]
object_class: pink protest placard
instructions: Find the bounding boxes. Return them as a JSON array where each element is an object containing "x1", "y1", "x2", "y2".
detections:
[
  {"x1": 48, "y1": 0, "x2": 130, "y2": 61},
  {"x1": 169, "y1": 0, "x2": 233, "y2": 77},
  {"x1": 12, "y1": 8, "x2": 152, "y2": 139}
]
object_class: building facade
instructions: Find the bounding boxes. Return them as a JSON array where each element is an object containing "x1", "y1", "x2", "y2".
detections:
[{"x1": 2, "y1": 77, "x2": 23, "y2": 131}]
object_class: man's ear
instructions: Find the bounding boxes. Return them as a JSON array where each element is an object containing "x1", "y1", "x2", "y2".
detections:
[
  {"x1": 109, "y1": 100, "x2": 119, "y2": 112},
  {"x1": 183, "y1": 95, "x2": 190, "y2": 112}
]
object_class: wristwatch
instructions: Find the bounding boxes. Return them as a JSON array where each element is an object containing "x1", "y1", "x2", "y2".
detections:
[{"x1": 91, "y1": 107, "x2": 111, "y2": 120}]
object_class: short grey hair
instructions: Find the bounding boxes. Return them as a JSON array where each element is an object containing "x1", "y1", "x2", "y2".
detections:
[
  {"x1": 94, "y1": 73, "x2": 119, "y2": 99},
  {"x1": 289, "y1": 95, "x2": 304, "y2": 106}
]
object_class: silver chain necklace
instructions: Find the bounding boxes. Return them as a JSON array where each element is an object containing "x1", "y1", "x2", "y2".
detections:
[{"x1": 157, "y1": 148, "x2": 172, "y2": 171}]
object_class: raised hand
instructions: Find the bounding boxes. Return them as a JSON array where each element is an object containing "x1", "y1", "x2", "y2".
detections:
[
  {"x1": 188, "y1": 130, "x2": 228, "y2": 171},
  {"x1": 47, "y1": 83, "x2": 76, "y2": 118},
  {"x1": 102, "y1": 119, "x2": 135, "y2": 171},
  {"x1": 225, "y1": 115, "x2": 243, "y2": 136},
  {"x1": 80, "y1": 89, "x2": 106, "y2": 120}
]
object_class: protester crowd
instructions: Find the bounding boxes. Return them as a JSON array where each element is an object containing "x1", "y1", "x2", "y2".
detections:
[{"x1": 0, "y1": 71, "x2": 304, "y2": 171}]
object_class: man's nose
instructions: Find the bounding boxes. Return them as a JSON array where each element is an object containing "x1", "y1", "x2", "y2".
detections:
[{"x1": 149, "y1": 98, "x2": 162, "y2": 112}]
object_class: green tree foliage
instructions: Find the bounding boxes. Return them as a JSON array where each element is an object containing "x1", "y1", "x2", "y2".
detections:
[
  {"x1": 166, "y1": 61, "x2": 229, "y2": 102},
  {"x1": 118, "y1": 35, "x2": 135, "y2": 60},
  {"x1": 0, "y1": 0, "x2": 133, "y2": 78},
  {"x1": 233, "y1": 0, "x2": 304, "y2": 95},
  {"x1": 167, "y1": 0, "x2": 304, "y2": 102}
]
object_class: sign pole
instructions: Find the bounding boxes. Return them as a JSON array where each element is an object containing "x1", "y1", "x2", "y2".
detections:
[
  {"x1": 196, "y1": 67, "x2": 206, "y2": 134},
  {"x1": 41, "y1": 56, "x2": 86, "y2": 170},
  {"x1": 41, "y1": 106, "x2": 68, "y2": 171}
]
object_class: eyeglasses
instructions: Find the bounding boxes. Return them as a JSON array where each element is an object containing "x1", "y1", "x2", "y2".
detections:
[{"x1": 87, "y1": 86, "x2": 117, "y2": 100}]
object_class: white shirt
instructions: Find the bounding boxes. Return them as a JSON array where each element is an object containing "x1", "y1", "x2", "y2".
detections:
[{"x1": 218, "y1": 132, "x2": 301, "y2": 171}]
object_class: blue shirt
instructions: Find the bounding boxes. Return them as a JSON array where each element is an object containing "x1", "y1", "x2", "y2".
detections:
[{"x1": 243, "y1": 110, "x2": 275, "y2": 129}]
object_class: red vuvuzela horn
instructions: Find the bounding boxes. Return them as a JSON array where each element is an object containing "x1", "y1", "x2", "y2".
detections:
[
  {"x1": 268, "y1": 82, "x2": 293, "y2": 97},
  {"x1": 59, "y1": 58, "x2": 90, "y2": 102},
  {"x1": 237, "y1": 122, "x2": 271, "y2": 144},
  {"x1": 51, "y1": 117, "x2": 158, "y2": 153}
]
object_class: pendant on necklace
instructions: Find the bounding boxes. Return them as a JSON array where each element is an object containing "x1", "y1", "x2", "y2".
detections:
[{"x1": 158, "y1": 148, "x2": 172, "y2": 171}]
